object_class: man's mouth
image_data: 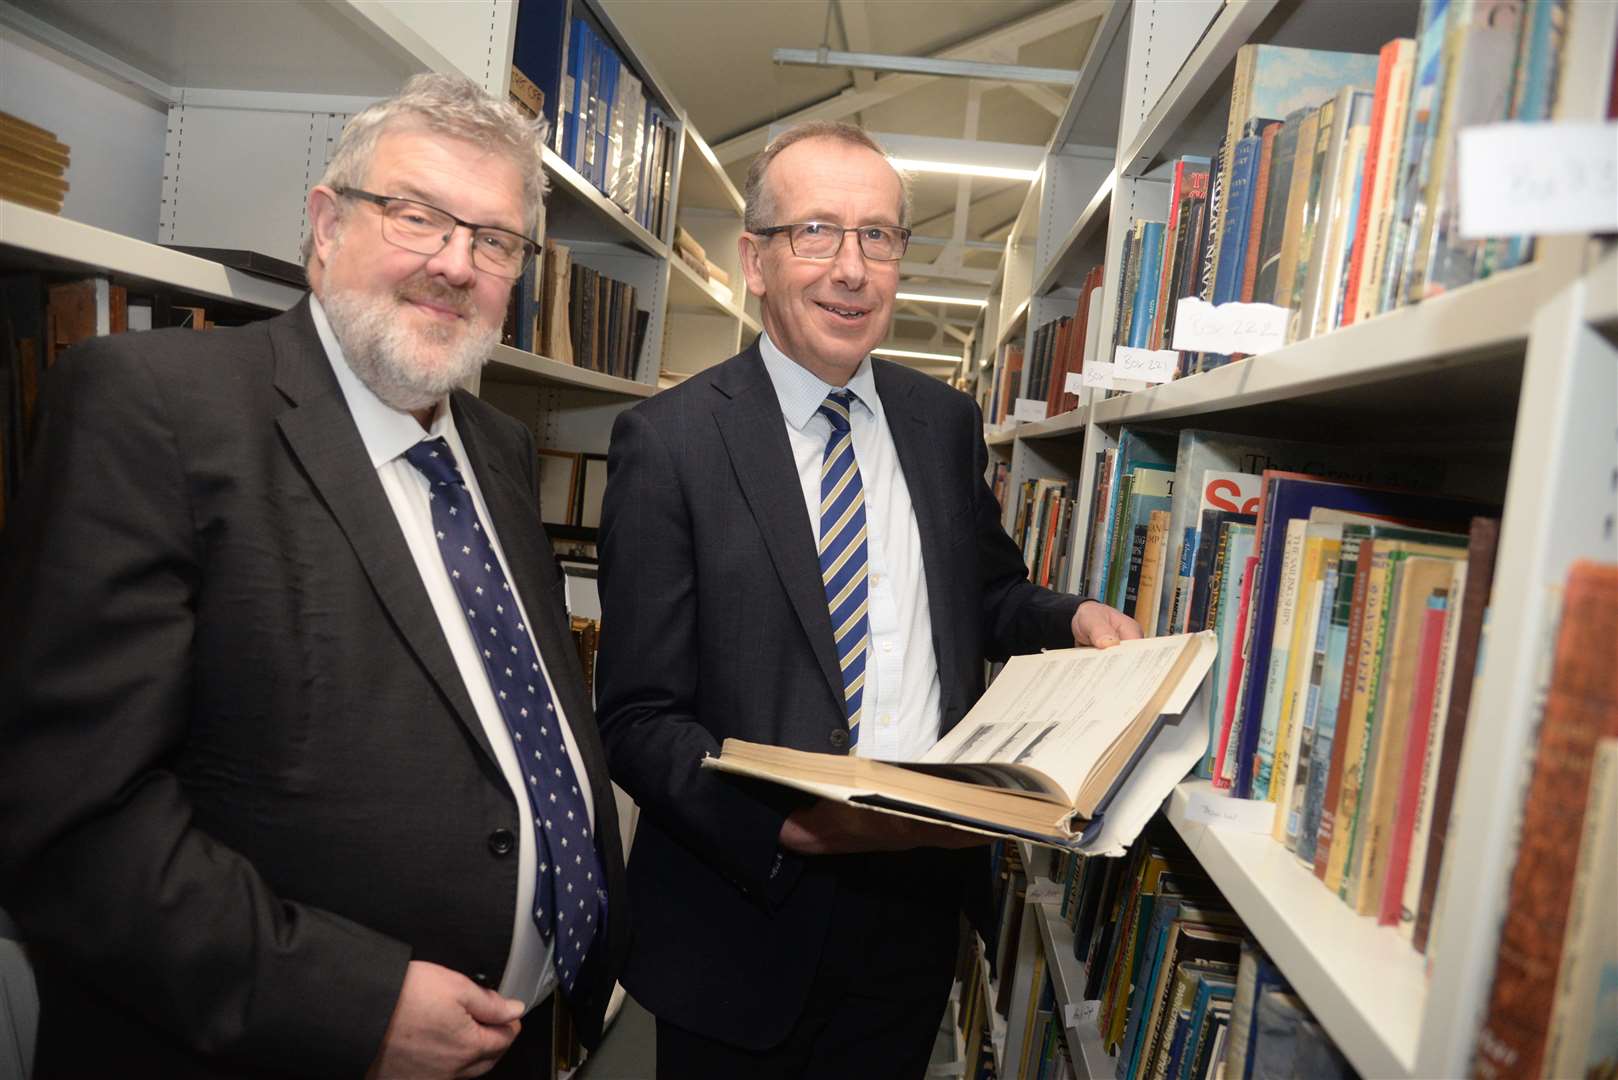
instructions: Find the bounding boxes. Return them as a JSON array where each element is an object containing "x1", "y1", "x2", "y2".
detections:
[
  {"x1": 402, "y1": 295, "x2": 470, "y2": 321},
  {"x1": 815, "y1": 300, "x2": 870, "y2": 322}
]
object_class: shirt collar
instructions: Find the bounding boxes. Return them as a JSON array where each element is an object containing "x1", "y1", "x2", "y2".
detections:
[
  {"x1": 310, "y1": 294, "x2": 456, "y2": 468},
  {"x1": 757, "y1": 331, "x2": 880, "y2": 432}
]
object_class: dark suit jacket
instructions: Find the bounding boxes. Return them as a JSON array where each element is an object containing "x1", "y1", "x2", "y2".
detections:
[
  {"x1": 594, "y1": 342, "x2": 1079, "y2": 1050},
  {"x1": 0, "y1": 300, "x2": 627, "y2": 1078}
]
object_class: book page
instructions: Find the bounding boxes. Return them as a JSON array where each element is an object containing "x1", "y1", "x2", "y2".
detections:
[{"x1": 920, "y1": 633, "x2": 1217, "y2": 804}]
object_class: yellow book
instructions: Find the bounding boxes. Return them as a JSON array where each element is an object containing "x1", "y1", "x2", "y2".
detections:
[{"x1": 1270, "y1": 527, "x2": 1339, "y2": 842}]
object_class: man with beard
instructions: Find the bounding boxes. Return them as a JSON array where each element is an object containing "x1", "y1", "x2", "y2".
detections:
[{"x1": 0, "y1": 74, "x2": 625, "y2": 1079}]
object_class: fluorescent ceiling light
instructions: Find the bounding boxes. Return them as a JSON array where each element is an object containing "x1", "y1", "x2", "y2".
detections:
[
  {"x1": 872, "y1": 347, "x2": 962, "y2": 363},
  {"x1": 890, "y1": 157, "x2": 1040, "y2": 182},
  {"x1": 896, "y1": 291, "x2": 989, "y2": 308}
]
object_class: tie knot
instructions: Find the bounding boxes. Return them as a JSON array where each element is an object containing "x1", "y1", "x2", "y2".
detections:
[
  {"x1": 403, "y1": 437, "x2": 464, "y2": 488},
  {"x1": 818, "y1": 390, "x2": 856, "y2": 434}
]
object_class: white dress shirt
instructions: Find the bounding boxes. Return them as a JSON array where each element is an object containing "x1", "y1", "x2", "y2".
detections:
[
  {"x1": 312, "y1": 297, "x2": 594, "y2": 1010},
  {"x1": 758, "y1": 332, "x2": 943, "y2": 760}
]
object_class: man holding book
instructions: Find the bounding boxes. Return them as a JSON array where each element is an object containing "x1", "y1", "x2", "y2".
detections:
[
  {"x1": 595, "y1": 121, "x2": 1139, "y2": 1077},
  {"x1": 0, "y1": 74, "x2": 625, "y2": 1078}
]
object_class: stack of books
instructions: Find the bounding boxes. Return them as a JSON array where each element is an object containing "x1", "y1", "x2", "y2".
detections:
[{"x1": 0, "y1": 112, "x2": 70, "y2": 214}]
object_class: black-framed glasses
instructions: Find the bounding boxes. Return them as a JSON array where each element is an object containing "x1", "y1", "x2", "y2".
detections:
[
  {"x1": 335, "y1": 187, "x2": 536, "y2": 279},
  {"x1": 752, "y1": 221, "x2": 911, "y2": 262}
]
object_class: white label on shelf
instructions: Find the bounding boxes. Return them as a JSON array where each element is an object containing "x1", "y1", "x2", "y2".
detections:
[
  {"x1": 1064, "y1": 1000, "x2": 1100, "y2": 1029},
  {"x1": 1064, "y1": 372, "x2": 1086, "y2": 395},
  {"x1": 1180, "y1": 787, "x2": 1278, "y2": 833},
  {"x1": 1026, "y1": 879, "x2": 1063, "y2": 905},
  {"x1": 1014, "y1": 397, "x2": 1048, "y2": 423},
  {"x1": 1171, "y1": 298, "x2": 1290, "y2": 356},
  {"x1": 1458, "y1": 122, "x2": 1618, "y2": 238},
  {"x1": 1113, "y1": 346, "x2": 1178, "y2": 384},
  {"x1": 1082, "y1": 361, "x2": 1115, "y2": 389}
]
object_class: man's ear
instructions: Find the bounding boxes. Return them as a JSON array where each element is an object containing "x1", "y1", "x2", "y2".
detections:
[
  {"x1": 307, "y1": 185, "x2": 343, "y2": 266},
  {"x1": 738, "y1": 232, "x2": 769, "y2": 300}
]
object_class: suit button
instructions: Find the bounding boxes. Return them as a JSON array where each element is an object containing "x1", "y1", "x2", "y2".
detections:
[
  {"x1": 828, "y1": 728, "x2": 848, "y2": 749},
  {"x1": 487, "y1": 828, "x2": 515, "y2": 856},
  {"x1": 472, "y1": 972, "x2": 491, "y2": 987}
]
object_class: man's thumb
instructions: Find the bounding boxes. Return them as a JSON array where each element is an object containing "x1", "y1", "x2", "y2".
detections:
[{"x1": 462, "y1": 985, "x2": 525, "y2": 1025}]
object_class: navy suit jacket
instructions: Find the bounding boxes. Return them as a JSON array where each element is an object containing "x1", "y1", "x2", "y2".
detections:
[{"x1": 594, "y1": 342, "x2": 1079, "y2": 1049}]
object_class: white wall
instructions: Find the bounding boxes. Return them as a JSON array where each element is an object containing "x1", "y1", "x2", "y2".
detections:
[{"x1": 1, "y1": 27, "x2": 166, "y2": 241}]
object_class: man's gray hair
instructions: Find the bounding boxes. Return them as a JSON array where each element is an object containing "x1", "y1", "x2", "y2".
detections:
[
  {"x1": 301, "y1": 72, "x2": 548, "y2": 265},
  {"x1": 742, "y1": 121, "x2": 911, "y2": 233}
]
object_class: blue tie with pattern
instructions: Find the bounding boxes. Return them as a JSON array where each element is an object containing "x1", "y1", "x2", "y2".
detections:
[
  {"x1": 403, "y1": 436, "x2": 604, "y2": 994},
  {"x1": 818, "y1": 391, "x2": 869, "y2": 747}
]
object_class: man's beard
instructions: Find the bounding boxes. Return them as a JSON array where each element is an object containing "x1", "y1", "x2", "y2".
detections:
[{"x1": 321, "y1": 271, "x2": 500, "y2": 413}]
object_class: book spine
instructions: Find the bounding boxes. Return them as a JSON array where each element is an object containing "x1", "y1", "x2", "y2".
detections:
[{"x1": 1314, "y1": 536, "x2": 1369, "y2": 880}]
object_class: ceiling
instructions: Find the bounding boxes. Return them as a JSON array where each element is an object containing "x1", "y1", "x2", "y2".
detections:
[{"x1": 602, "y1": 0, "x2": 1108, "y2": 371}]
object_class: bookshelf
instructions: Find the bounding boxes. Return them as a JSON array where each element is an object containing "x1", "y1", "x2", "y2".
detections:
[{"x1": 968, "y1": 1, "x2": 1618, "y2": 1078}]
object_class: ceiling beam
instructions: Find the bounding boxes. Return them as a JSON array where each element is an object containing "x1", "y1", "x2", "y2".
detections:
[
  {"x1": 898, "y1": 260, "x2": 997, "y2": 285},
  {"x1": 713, "y1": 0, "x2": 1110, "y2": 164},
  {"x1": 771, "y1": 49, "x2": 1079, "y2": 87},
  {"x1": 1006, "y1": 82, "x2": 1068, "y2": 116}
]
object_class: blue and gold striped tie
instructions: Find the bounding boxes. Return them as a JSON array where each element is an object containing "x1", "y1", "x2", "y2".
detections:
[{"x1": 817, "y1": 390, "x2": 869, "y2": 747}]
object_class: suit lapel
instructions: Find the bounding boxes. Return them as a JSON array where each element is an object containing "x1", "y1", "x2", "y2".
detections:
[
  {"x1": 873, "y1": 360, "x2": 961, "y2": 717},
  {"x1": 454, "y1": 399, "x2": 619, "y2": 836},
  {"x1": 712, "y1": 348, "x2": 846, "y2": 713},
  {"x1": 270, "y1": 301, "x2": 497, "y2": 766}
]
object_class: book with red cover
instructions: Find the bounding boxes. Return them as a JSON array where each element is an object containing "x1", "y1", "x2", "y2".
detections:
[
  {"x1": 1412, "y1": 517, "x2": 1500, "y2": 951},
  {"x1": 1377, "y1": 590, "x2": 1449, "y2": 925},
  {"x1": 1474, "y1": 562, "x2": 1618, "y2": 1079}
]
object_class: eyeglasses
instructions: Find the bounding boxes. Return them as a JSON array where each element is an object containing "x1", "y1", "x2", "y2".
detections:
[
  {"x1": 752, "y1": 221, "x2": 911, "y2": 262},
  {"x1": 335, "y1": 188, "x2": 536, "y2": 279}
]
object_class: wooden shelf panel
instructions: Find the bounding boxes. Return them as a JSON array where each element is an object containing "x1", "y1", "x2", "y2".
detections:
[
  {"x1": 485, "y1": 344, "x2": 654, "y2": 398},
  {"x1": 0, "y1": 200, "x2": 302, "y2": 310},
  {"x1": 1166, "y1": 782, "x2": 1424, "y2": 1080}
]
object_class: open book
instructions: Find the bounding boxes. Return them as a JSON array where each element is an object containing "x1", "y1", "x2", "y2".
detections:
[{"x1": 703, "y1": 632, "x2": 1218, "y2": 849}]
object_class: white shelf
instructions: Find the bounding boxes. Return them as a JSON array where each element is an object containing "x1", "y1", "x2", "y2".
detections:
[
  {"x1": 0, "y1": 199, "x2": 302, "y2": 310},
  {"x1": 1031, "y1": 898, "x2": 1115, "y2": 1080},
  {"x1": 542, "y1": 146, "x2": 669, "y2": 258},
  {"x1": 996, "y1": 298, "x2": 1031, "y2": 351},
  {"x1": 1584, "y1": 245, "x2": 1617, "y2": 330},
  {"x1": 677, "y1": 127, "x2": 744, "y2": 215},
  {"x1": 1034, "y1": 171, "x2": 1114, "y2": 297},
  {"x1": 1010, "y1": 407, "x2": 1088, "y2": 442},
  {"x1": 1092, "y1": 263, "x2": 1544, "y2": 427},
  {"x1": 485, "y1": 344, "x2": 654, "y2": 399},
  {"x1": 0, "y1": 0, "x2": 458, "y2": 100},
  {"x1": 1166, "y1": 782, "x2": 1424, "y2": 1080},
  {"x1": 667, "y1": 254, "x2": 746, "y2": 321}
]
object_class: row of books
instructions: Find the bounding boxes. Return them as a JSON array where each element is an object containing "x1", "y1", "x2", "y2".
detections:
[
  {"x1": 1, "y1": 112, "x2": 70, "y2": 215},
  {"x1": 524, "y1": 240, "x2": 649, "y2": 380},
  {"x1": 1, "y1": 274, "x2": 226, "y2": 528},
  {"x1": 553, "y1": 14, "x2": 677, "y2": 235},
  {"x1": 536, "y1": 447, "x2": 607, "y2": 530},
  {"x1": 1010, "y1": 478, "x2": 1081, "y2": 594},
  {"x1": 1076, "y1": 423, "x2": 1502, "y2": 951},
  {"x1": 1054, "y1": 825, "x2": 1355, "y2": 1080},
  {"x1": 1106, "y1": 1, "x2": 1564, "y2": 379}
]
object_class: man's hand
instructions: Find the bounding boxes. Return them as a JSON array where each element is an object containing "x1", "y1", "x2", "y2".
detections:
[
  {"x1": 367, "y1": 961, "x2": 524, "y2": 1080},
  {"x1": 1072, "y1": 599, "x2": 1144, "y2": 649},
  {"x1": 778, "y1": 798, "x2": 987, "y2": 855}
]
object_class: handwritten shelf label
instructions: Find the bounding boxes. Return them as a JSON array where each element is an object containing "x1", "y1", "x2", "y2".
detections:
[
  {"x1": 1113, "y1": 346, "x2": 1179, "y2": 384},
  {"x1": 1013, "y1": 397, "x2": 1048, "y2": 423},
  {"x1": 1459, "y1": 121, "x2": 1618, "y2": 238},
  {"x1": 1064, "y1": 371, "x2": 1086, "y2": 395},
  {"x1": 1025, "y1": 879, "x2": 1063, "y2": 905},
  {"x1": 1082, "y1": 361, "x2": 1115, "y2": 389},
  {"x1": 1180, "y1": 787, "x2": 1278, "y2": 834},
  {"x1": 1171, "y1": 298, "x2": 1291, "y2": 356},
  {"x1": 1064, "y1": 999, "x2": 1101, "y2": 1029}
]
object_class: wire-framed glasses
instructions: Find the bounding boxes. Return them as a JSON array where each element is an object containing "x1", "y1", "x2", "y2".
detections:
[
  {"x1": 752, "y1": 221, "x2": 911, "y2": 262},
  {"x1": 335, "y1": 187, "x2": 536, "y2": 279}
]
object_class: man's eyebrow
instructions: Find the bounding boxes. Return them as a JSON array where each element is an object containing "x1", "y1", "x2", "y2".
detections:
[
  {"x1": 390, "y1": 183, "x2": 524, "y2": 233},
  {"x1": 790, "y1": 211, "x2": 902, "y2": 227}
]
